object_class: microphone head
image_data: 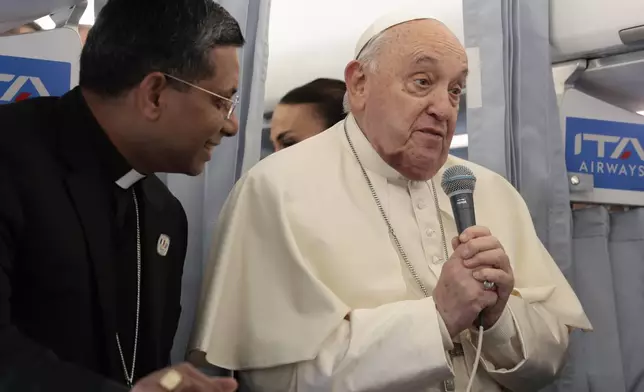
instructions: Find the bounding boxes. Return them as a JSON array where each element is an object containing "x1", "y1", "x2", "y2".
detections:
[{"x1": 441, "y1": 165, "x2": 476, "y2": 197}]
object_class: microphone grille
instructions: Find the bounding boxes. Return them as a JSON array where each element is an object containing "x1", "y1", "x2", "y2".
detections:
[{"x1": 441, "y1": 165, "x2": 476, "y2": 196}]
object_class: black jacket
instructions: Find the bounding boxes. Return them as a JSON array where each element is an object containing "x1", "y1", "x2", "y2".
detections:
[{"x1": 0, "y1": 89, "x2": 188, "y2": 391}]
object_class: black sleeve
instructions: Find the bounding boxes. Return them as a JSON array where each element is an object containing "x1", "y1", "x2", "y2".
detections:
[
  {"x1": 0, "y1": 170, "x2": 128, "y2": 392},
  {"x1": 162, "y1": 201, "x2": 189, "y2": 365}
]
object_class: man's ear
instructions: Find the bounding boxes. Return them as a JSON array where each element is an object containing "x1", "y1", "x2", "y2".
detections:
[
  {"x1": 136, "y1": 72, "x2": 167, "y2": 121},
  {"x1": 344, "y1": 60, "x2": 368, "y2": 112}
]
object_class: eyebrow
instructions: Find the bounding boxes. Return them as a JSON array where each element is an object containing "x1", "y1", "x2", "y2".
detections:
[
  {"x1": 412, "y1": 54, "x2": 469, "y2": 78},
  {"x1": 413, "y1": 54, "x2": 439, "y2": 65}
]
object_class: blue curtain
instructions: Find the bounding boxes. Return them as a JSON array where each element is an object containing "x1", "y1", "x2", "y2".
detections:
[
  {"x1": 463, "y1": 0, "x2": 571, "y2": 269},
  {"x1": 462, "y1": 1, "x2": 581, "y2": 390}
]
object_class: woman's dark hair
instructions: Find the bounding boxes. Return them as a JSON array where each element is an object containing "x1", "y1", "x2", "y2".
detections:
[
  {"x1": 80, "y1": 0, "x2": 245, "y2": 96},
  {"x1": 279, "y1": 78, "x2": 347, "y2": 128}
]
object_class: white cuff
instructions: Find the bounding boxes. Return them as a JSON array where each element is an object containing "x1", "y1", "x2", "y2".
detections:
[
  {"x1": 435, "y1": 310, "x2": 455, "y2": 351},
  {"x1": 469, "y1": 305, "x2": 525, "y2": 372},
  {"x1": 471, "y1": 306, "x2": 516, "y2": 347},
  {"x1": 483, "y1": 306, "x2": 516, "y2": 345}
]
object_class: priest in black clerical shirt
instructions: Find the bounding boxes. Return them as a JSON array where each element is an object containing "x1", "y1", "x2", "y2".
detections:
[{"x1": 0, "y1": 1, "x2": 244, "y2": 391}]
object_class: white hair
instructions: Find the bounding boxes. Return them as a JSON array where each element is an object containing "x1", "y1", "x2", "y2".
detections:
[{"x1": 343, "y1": 30, "x2": 390, "y2": 114}]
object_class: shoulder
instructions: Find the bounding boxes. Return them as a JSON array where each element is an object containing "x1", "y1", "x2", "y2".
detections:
[
  {"x1": 241, "y1": 125, "x2": 344, "y2": 194},
  {"x1": 445, "y1": 155, "x2": 530, "y2": 211},
  {"x1": 0, "y1": 98, "x2": 63, "y2": 197},
  {"x1": 0, "y1": 165, "x2": 24, "y2": 231},
  {"x1": 0, "y1": 97, "x2": 60, "y2": 159},
  {"x1": 0, "y1": 97, "x2": 59, "y2": 131},
  {"x1": 445, "y1": 155, "x2": 507, "y2": 186},
  {"x1": 145, "y1": 175, "x2": 188, "y2": 224}
]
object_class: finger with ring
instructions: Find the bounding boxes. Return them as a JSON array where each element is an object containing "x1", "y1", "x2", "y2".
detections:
[
  {"x1": 483, "y1": 280, "x2": 496, "y2": 290},
  {"x1": 473, "y1": 267, "x2": 507, "y2": 286},
  {"x1": 159, "y1": 369, "x2": 183, "y2": 391}
]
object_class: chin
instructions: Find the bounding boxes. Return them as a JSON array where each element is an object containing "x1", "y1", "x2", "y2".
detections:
[
  {"x1": 401, "y1": 156, "x2": 446, "y2": 181},
  {"x1": 168, "y1": 160, "x2": 205, "y2": 177},
  {"x1": 401, "y1": 169, "x2": 434, "y2": 181},
  {"x1": 186, "y1": 165, "x2": 205, "y2": 176}
]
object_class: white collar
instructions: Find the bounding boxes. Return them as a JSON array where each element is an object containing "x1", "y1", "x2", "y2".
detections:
[
  {"x1": 345, "y1": 114, "x2": 404, "y2": 181},
  {"x1": 115, "y1": 169, "x2": 146, "y2": 189}
]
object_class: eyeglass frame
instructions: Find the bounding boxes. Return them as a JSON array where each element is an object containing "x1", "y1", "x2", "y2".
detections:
[{"x1": 162, "y1": 73, "x2": 239, "y2": 119}]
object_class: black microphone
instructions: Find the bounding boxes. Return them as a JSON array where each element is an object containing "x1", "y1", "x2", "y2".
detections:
[
  {"x1": 441, "y1": 165, "x2": 488, "y2": 328},
  {"x1": 440, "y1": 165, "x2": 477, "y2": 234}
]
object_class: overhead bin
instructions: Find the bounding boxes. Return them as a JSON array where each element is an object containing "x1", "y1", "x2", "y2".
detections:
[
  {"x1": 551, "y1": 0, "x2": 644, "y2": 62},
  {"x1": 0, "y1": 0, "x2": 81, "y2": 33}
]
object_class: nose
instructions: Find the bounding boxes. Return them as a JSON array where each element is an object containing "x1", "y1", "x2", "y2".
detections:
[
  {"x1": 222, "y1": 112, "x2": 240, "y2": 137},
  {"x1": 425, "y1": 87, "x2": 453, "y2": 123}
]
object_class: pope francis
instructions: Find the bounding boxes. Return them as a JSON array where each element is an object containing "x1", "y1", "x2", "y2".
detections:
[{"x1": 191, "y1": 7, "x2": 592, "y2": 392}]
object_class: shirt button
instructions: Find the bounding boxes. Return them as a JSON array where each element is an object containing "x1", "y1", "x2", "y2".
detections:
[
  {"x1": 425, "y1": 228, "x2": 435, "y2": 237},
  {"x1": 432, "y1": 255, "x2": 443, "y2": 264},
  {"x1": 417, "y1": 201, "x2": 427, "y2": 209}
]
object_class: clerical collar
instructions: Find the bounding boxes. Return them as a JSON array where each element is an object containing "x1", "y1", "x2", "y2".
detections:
[
  {"x1": 345, "y1": 114, "x2": 406, "y2": 181},
  {"x1": 73, "y1": 87, "x2": 146, "y2": 189},
  {"x1": 116, "y1": 169, "x2": 146, "y2": 189}
]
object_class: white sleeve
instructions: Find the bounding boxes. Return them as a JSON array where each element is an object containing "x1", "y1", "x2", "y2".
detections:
[
  {"x1": 239, "y1": 297, "x2": 454, "y2": 392},
  {"x1": 468, "y1": 304, "x2": 523, "y2": 370},
  {"x1": 466, "y1": 296, "x2": 570, "y2": 390}
]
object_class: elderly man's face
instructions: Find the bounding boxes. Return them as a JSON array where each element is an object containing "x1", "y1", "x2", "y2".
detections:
[{"x1": 350, "y1": 19, "x2": 467, "y2": 180}]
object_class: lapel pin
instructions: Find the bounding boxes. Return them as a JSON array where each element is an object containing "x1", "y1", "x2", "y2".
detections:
[{"x1": 157, "y1": 234, "x2": 171, "y2": 256}]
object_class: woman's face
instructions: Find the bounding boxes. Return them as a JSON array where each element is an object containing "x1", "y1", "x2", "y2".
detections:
[{"x1": 270, "y1": 103, "x2": 327, "y2": 151}]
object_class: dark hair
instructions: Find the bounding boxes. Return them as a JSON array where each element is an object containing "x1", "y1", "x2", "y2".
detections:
[
  {"x1": 279, "y1": 78, "x2": 347, "y2": 128},
  {"x1": 80, "y1": 0, "x2": 245, "y2": 96}
]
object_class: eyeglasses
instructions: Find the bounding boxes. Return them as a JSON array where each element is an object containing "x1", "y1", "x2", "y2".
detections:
[{"x1": 163, "y1": 73, "x2": 239, "y2": 119}]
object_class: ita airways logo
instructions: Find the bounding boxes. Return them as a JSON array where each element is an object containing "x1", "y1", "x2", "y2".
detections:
[
  {"x1": 566, "y1": 117, "x2": 644, "y2": 192},
  {"x1": 0, "y1": 55, "x2": 71, "y2": 105}
]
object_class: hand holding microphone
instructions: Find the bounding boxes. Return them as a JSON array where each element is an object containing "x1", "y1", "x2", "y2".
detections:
[
  {"x1": 433, "y1": 233, "x2": 500, "y2": 337},
  {"x1": 452, "y1": 226, "x2": 514, "y2": 330},
  {"x1": 433, "y1": 165, "x2": 514, "y2": 336}
]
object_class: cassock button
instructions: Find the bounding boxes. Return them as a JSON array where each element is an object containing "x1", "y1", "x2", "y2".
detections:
[
  {"x1": 417, "y1": 201, "x2": 427, "y2": 209},
  {"x1": 425, "y1": 228, "x2": 435, "y2": 237}
]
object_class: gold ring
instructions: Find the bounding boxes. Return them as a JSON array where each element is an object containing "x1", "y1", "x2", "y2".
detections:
[{"x1": 159, "y1": 369, "x2": 183, "y2": 391}]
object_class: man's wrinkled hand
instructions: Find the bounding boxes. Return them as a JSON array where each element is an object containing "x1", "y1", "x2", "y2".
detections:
[
  {"x1": 456, "y1": 226, "x2": 515, "y2": 329},
  {"x1": 433, "y1": 233, "x2": 499, "y2": 337},
  {"x1": 131, "y1": 363, "x2": 237, "y2": 392}
]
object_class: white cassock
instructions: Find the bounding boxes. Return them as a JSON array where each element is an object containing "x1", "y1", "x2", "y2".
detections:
[{"x1": 191, "y1": 114, "x2": 592, "y2": 392}]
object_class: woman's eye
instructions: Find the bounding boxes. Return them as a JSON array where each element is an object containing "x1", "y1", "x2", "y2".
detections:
[
  {"x1": 450, "y1": 86, "x2": 464, "y2": 96},
  {"x1": 282, "y1": 139, "x2": 297, "y2": 148}
]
